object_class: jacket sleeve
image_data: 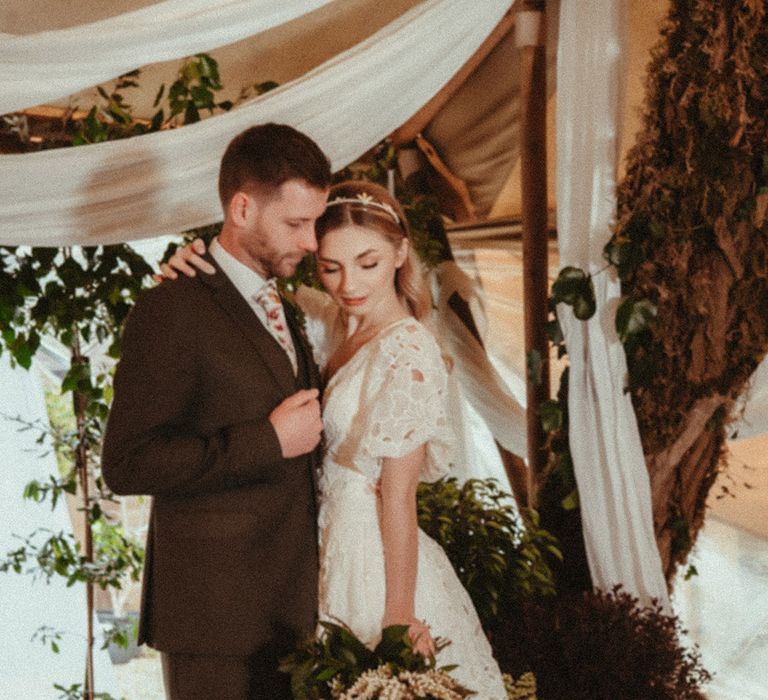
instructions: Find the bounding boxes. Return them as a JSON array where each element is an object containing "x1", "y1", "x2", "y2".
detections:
[{"x1": 101, "y1": 286, "x2": 285, "y2": 498}]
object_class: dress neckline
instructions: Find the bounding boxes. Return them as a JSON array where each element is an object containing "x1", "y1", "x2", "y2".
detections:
[{"x1": 323, "y1": 316, "x2": 414, "y2": 388}]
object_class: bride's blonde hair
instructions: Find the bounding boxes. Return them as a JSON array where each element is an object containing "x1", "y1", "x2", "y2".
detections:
[{"x1": 315, "y1": 180, "x2": 432, "y2": 320}]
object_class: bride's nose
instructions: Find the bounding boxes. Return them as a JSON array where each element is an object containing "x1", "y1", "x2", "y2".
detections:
[{"x1": 340, "y1": 269, "x2": 359, "y2": 294}]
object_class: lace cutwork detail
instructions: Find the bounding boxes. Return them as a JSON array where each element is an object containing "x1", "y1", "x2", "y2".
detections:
[{"x1": 362, "y1": 322, "x2": 452, "y2": 477}]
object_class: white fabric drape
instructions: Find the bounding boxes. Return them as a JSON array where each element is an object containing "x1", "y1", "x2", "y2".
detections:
[
  {"x1": 556, "y1": 0, "x2": 670, "y2": 608},
  {"x1": 0, "y1": 0, "x2": 336, "y2": 115},
  {"x1": 732, "y1": 357, "x2": 768, "y2": 441},
  {"x1": 0, "y1": 0, "x2": 513, "y2": 247},
  {"x1": 434, "y1": 261, "x2": 527, "y2": 458}
]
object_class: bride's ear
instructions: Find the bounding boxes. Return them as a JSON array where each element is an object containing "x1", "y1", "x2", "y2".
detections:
[{"x1": 395, "y1": 238, "x2": 409, "y2": 269}]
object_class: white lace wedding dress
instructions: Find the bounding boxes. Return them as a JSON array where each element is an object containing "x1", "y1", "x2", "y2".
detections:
[{"x1": 299, "y1": 289, "x2": 507, "y2": 699}]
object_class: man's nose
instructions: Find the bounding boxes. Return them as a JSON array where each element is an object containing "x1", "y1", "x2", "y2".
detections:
[{"x1": 301, "y1": 224, "x2": 318, "y2": 253}]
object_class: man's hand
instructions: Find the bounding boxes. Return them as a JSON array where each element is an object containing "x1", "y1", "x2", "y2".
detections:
[
  {"x1": 269, "y1": 389, "x2": 322, "y2": 458},
  {"x1": 156, "y1": 238, "x2": 215, "y2": 281}
]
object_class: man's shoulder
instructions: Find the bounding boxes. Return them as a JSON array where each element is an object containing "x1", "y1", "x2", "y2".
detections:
[
  {"x1": 137, "y1": 274, "x2": 210, "y2": 306},
  {"x1": 126, "y1": 275, "x2": 214, "y2": 330}
]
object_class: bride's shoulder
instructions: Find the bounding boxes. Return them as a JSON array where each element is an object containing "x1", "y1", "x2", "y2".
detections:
[{"x1": 377, "y1": 318, "x2": 444, "y2": 367}]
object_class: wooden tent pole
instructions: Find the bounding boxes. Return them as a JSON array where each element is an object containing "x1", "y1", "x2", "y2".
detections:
[{"x1": 517, "y1": 2, "x2": 549, "y2": 507}]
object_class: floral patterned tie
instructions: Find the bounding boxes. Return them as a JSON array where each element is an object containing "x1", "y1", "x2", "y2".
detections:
[{"x1": 254, "y1": 280, "x2": 297, "y2": 375}]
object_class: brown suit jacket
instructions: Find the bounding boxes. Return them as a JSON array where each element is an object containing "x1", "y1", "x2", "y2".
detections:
[{"x1": 102, "y1": 256, "x2": 321, "y2": 657}]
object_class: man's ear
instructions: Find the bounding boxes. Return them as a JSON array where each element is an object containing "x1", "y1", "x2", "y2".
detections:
[{"x1": 228, "y1": 191, "x2": 254, "y2": 227}]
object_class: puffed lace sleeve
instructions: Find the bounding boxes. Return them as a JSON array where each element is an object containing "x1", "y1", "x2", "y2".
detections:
[
  {"x1": 294, "y1": 285, "x2": 343, "y2": 372},
  {"x1": 362, "y1": 321, "x2": 454, "y2": 482}
]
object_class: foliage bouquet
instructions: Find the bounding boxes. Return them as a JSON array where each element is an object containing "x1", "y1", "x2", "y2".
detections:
[{"x1": 280, "y1": 621, "x2": 475, "y2": 699}]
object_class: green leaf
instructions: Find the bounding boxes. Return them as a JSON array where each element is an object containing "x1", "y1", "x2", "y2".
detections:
[
  {"x1": 551, "y1": 266, "x2": 596, "y2": 320},
  {"x1": 561, "y1": 488, "x2": 580, "y2": 511},
  {"x1": 255, "y1": 80, "x2": 280, "y2": 95},
  {"x1": 572, "y1": 291, "x2": 596, "y2": 320},
  {"x1": 191, "y1": 85, "x2": 215, "y2": 109},
  {"x1": 373, "y1": 624, "x2": 410, "y2": 660},
  {"x1": 153, "y1": 83, "x2": 165, "y2": 108},
  {"x1": 546, "y1": 317, "x2": 564, "y2": 345},
  {"x1": 615, "y1": 297, "x2": 657, "y2": 342},
  {"x1": 315, "y1": 667, "x2": 336, "y2": 682},
  {"x1": 150, "y1": 109, "x2": 164, "y2": 131},
  {"x1": 540, "y1": 400, "x2": 563, "y2": 433},
  {"x1": 551, "y1": 266, "x2": 588, "y2": 305},
  {"x1": 184, "y1": 102, "x2": 200, "y2": 124},
  {"x1": 182, "y1": 61, "x2": 201, "y2": 82},
  {"x1": 23, "y1": 480, "x2": 41, "y2": 502},
  {"x1": 13, "y1": 339, "x2": 34, "y2": 369},
  {"x1": 196, "y1": 54, "x2": 219, "y2": 80}
]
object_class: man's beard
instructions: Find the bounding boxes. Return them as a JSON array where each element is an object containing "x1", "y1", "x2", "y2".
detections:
[{"x1": 260, "y1": 253, "x2": 302, "y2": 280}]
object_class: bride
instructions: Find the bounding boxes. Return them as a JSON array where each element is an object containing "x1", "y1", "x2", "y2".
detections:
[{"x1": 165, "y1": 180, "x2": 507, "y2": 698}]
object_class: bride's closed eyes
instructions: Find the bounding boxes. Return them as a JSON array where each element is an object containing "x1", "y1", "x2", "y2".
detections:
[{"x1": 318, "y1": 253, "x2": 381, "y2": 275}]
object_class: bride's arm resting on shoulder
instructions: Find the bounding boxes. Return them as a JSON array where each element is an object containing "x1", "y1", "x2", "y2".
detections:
[
  {"x1": 158, "y1": 238, "x2": 214, "y2": 280},
  {"x1": 379, "y1": 443, "x2": 437, "y2": 658}
]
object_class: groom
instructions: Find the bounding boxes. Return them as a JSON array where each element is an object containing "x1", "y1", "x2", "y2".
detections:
[{"x1": 102, "y1": 123, "x2": 331, "y2": 699}]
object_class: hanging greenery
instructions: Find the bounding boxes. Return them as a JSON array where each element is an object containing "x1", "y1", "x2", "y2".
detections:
[{"x1": 605, "y1": 0, "x2": 768, "y2": 577}]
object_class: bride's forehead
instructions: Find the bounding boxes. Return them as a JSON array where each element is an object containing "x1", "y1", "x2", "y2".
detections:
[{"x1": 318, "y1": 224, "x2": 391, "y2": 255}]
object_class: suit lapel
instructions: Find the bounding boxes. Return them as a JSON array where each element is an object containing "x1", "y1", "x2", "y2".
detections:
[
  {"x1": 198, "y1": 254, "x2": 296, "y2": 396},
  {"x1": 282, "y1": 295, "x2": 323, "y2": 504},
  {"x1": 284, "y1": 297, "x2": 321, "y2": 392}
]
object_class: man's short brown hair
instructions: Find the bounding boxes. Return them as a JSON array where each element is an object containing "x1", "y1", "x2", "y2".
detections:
[{"x1": 218, "y1": 123, "x2": 331, "y2": 208}]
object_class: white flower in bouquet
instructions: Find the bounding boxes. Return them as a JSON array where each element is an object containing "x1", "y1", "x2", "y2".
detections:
[
  {"x1": 335, "y1": 663, "x2": 473, "y2": 699},
  {"x1": 502, "y1": 671, "x2": 537, "y2": 700}
]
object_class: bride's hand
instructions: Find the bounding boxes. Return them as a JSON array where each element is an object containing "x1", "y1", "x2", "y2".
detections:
[
  {"x1": 383, "y1": 615, "x2": 436, "y2": 658},
  {"x1": 155, "y1": 238, "x2": 215, "y2": 281}
]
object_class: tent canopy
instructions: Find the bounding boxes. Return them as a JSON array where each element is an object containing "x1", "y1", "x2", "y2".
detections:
[{"x1": 0, "y1": 0, "x2": 664, "y2": 225}]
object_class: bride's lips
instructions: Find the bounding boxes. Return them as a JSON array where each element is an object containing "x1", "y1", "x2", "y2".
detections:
[{"x1": 342, "y1": 296, "x2": 367, "y2": 307}]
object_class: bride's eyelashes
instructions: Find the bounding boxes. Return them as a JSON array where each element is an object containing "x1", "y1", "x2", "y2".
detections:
[{"x1": 318, "y1": 261, "x2": 379, "y2": 275}]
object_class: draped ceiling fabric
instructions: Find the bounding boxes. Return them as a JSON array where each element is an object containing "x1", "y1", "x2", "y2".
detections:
[
  {"x1": 556, "y1": 0, "x2": 670, "y2": 609},
  {"x1": 0, "y1": 0, "x2": 338, "y2": 115},
  {"x1": 0, "y1": 0, "x2": 513, "y2": 246}
]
